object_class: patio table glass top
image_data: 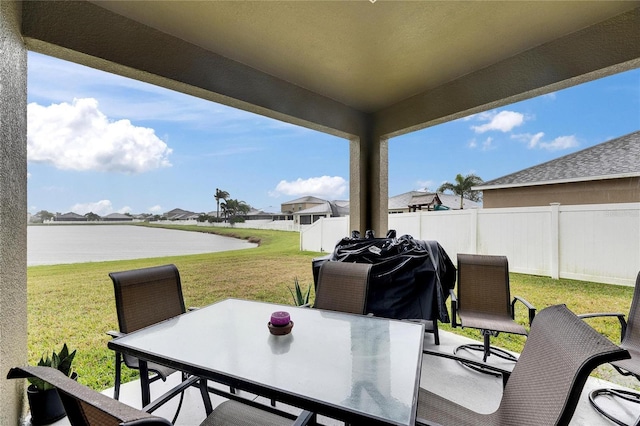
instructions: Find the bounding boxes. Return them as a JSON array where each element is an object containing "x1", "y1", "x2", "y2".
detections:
[{"x1": 109, "y1": 298, "x2": 425, "y2": 425}]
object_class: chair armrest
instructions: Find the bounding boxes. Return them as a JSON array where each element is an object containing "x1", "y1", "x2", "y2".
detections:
[
  {"x1": 106, "y1": 330, "x2": 125, "y2": 338},
  {"x1": 578, "y1": 312, "x2": 627, "y2": 342},
  {"x1": 511, "y1": 296, "x2": 536, "y2": 325},
  {"x1": 449, "y1": 288, "x2": 458, "y2": 328},
  {"x1": 422, "y1": 348, "x2": 511, "y2": 388}
]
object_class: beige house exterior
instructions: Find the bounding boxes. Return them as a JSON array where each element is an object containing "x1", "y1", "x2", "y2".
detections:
[
  {"x1": 2, "y1": 2, "x2": 639, "y2": 422},
  {"x1": 477, "y1": 131, "x2": 640, "y2": 208},
  {"x1": 281, "y1": 196, "x2": 328, "y2": 214}
]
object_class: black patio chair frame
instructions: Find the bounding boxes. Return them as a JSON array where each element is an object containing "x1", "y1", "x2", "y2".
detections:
[
  {"x1": 451, "y1": 253, "x2": 536, "y2": 374},
  {"x1": 416, "y1": 304, "x2": 630, "y2": 426}
]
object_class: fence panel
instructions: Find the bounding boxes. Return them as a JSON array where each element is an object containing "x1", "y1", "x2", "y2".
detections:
[
  {"x1": 559, "y1": 204, "x2": 640, "y2": 285},
  {"x1": 476, "y1": 207, "x2": 551, "y2": 276},
  {"x1": 300, "y1": 203, "x2": 640, "y2": 285}
]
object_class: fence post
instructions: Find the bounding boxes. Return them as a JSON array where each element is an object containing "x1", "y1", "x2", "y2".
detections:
[{"x1": 550, "y1": 203, "x2": 560, "y2": 279}]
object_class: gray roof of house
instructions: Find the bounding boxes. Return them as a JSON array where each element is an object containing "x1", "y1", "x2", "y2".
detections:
[
  {"x1": 476, "y1": 130, "x2": 640, "y2": 190},
  {"x1": 389, "y1": 191, "x2": 480, "y2": 210},
  {"x1": 282, "y1": 196, "x2": 327, "y2": 205},
  {"x1": 293, "y1": 200, "x2": 349, "y2": 216}
]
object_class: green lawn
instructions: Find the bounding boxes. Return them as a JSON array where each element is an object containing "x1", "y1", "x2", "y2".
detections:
[{"x1": 27, "y1": 223, "x2": 634, "y2": 390}]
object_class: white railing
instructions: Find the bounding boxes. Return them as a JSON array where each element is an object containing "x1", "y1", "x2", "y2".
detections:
[{"x1": 300, "y1": 203, "x2": 640, "y2": 286}]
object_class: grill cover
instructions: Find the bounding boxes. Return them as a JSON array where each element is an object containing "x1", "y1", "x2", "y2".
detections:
[{"x1": 313, "y1": 232, "x2": 456, "y2": 323}]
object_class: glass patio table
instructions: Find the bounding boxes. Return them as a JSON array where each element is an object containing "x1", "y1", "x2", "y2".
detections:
[{"x1": 108, "y1": 298, "x2": 425, "y2": 425}]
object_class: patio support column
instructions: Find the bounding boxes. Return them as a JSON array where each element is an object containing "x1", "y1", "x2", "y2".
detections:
[
  {"x1": 349, "y1": 125, "x2": 388, "y2": 237},
  {"x1": 0, "y1": 1, "x2": 29, "y2": 424}
]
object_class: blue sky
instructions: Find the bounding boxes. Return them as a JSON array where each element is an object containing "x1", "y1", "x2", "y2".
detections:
[{"x1": 27, "y1": 52, "x2": 639, "y2": 216}]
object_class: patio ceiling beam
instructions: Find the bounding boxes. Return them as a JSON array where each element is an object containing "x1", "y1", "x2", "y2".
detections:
[
  {"x1": 21, "y1": 0, "x2": 368, "y2": 140},
  {"x1": 374, "y1": 8, "x2": 640, "y2": 139}
]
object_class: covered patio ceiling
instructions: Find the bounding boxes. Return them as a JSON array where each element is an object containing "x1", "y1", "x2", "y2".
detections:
[{"x1": 22, "y1": 1, "x2": 640, "y2": 139}]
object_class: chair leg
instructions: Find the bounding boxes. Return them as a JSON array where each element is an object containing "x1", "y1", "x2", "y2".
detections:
[
  {"x1": 454, "y1": 332, "x2": 518, "y2": 376},
  {"x1": 432, "y1": 320, "x2": 440, "y2": 345},
  {"x1": 114, "y1": 352, "x2": 122, "y2": 400},
  {"x1": 589, "y1": 388, "x2": 640, "y2": 426}
]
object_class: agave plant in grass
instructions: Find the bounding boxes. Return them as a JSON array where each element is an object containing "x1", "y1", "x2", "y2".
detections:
[
  {"x1": 27, "y1": 343, "x2": 77, "y2": 425},
  {"x1": 289, "y1": 277, "x2": 312, "y2": 306}
]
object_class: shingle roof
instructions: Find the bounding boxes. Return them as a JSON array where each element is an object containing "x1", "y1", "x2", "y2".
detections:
[
  {"x1": 477, "y1": 130, "x2": 640, "y2": 189},
  {"x1": 282, "y1": 196, "x2": 327, "y2": 205},
  {"x1": 388, "y1": 191, "x2": 480, "y2": 210}
]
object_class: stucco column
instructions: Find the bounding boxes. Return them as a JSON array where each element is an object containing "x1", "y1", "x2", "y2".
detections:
[
  {"x1": 0, "y1": 1, "x2": 29, "y2": 423},
  {"x1": 349, "y1": 131, "x2": 388, "y2": 237}
]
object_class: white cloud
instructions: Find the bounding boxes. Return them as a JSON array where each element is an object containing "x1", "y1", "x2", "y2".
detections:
[
  {"x1": 416, "y1": 180, "x2": 434, "y2": 192},
  {"x1": 481, "y1": 137, "x2": 495, "y2": 151},
  {"x1": 468, "y1": 137, "x2": 495, "y2": 150},
  {"x1": 148, "y1": 205, "x2": 163, "y2": 214},
  {"x1": 512, "y1": 132, "x2": 579, "y2": 151},
  {"x1": 71, "y1": 200, "x2": 114, "y2": 216},
  {"x1": 27, "y1": 172, "x2": 32, "y2": 179},
  {"x1": 471, "y1": 110, "x2": 525, "y2": 133},
  {"x1": 27, "y1": 98, "x2": 172, "y2": 173},
  {"x1": 270, "y1": 176, "x2": 347, "y2": 200}
]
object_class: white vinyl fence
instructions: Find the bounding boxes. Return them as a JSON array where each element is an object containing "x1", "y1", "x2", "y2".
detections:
[{"x1": 300, "y1": 203, "x2": 640, "y2": 286}]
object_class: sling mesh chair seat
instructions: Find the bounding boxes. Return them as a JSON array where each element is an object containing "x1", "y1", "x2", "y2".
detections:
[
  {"x1": 314, "y1": 261, "x2": 372, "y2": 314},
  {"x1": 7, "y1": 366, "x2": 311, "y2": 426},
  {"x1": 579, "y1": 271, "x2": 640, "y2": 426},
  {"x1": 416, "y1": 304, "x2": 630, "y2": 426},
  {"x1": 451, "y1": 254, "x2": 536, "y2": 374},
  {"x1": 108, "y1": 264, "x2": 188, "y2": 402}
]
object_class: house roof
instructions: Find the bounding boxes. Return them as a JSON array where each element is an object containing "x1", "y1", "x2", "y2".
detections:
[
  {"x1": 476, "y1": 130, "x2": 640, "y2": 190},
  {"x1": 293, "y1": 201, "x2": 349, "y2": 217},
  {"x1": 56, "y1": 212, "x2": 85, "y2": 219},
  {"x1": 282, "y1": 196, "x2": 327, "y2": 205},
  {"x1": 103, "y1": 213, "x2": 132, "y2": 220},
  {"x1": 389, "y1": 191, "x2": 480, "y2": 210}
]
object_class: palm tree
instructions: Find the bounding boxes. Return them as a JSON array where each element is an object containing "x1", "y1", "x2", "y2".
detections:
[
  {"x1": 437, "y1": 173, "x2": 484, "y2": 209},
  {"x1": 214, "y1": 188, "x2": 230, "y2": 219}
]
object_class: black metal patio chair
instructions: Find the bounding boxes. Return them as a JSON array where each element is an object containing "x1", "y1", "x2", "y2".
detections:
[
  {"x1": 416, "y1": 304, "x2": 630, "y2": 426},
  {"x1": 108, "y1": 264, "x2": 188, "y2": 402},
  {"x1": 7, "y1": 366, "x2": 313, "y2": 426},
  {"x1": 579, "y1": 271, "x2": 640, "y2": 426},
  {"x1": 314, "y1": 261, "x2": 372, "y2": 314},
  {"x1": 450, "y1": 253, "x2": 536, "y2": 374}
]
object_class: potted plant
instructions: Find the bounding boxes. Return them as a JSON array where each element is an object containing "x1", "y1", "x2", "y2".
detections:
[
  {"x1": 27, "y1": 343, "x2": 77, "y2": 425},
  {"x1": 288, "y1": 277, "x2": 312, "y2": 307}
]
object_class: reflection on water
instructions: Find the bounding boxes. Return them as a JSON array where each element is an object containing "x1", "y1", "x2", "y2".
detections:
[{"x1": 27, "y1": 225, "x2": 257, "y2": 266}]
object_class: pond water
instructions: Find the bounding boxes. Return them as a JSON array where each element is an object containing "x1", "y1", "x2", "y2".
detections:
[{"x1": 27, "y1": 225, "x2": 257, "y2": 266}]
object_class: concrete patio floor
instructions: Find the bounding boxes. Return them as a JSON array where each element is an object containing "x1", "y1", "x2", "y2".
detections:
[{"x1": 39, "y1": 328, "x2": 638, "y2": 426}]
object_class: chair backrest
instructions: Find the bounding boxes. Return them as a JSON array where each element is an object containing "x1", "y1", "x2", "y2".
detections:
[
  {"x1": 314, "y1": 261, "x2": 372, "y2": 314},
  {"x1": 110, "y1": 264, "x2": 186, "y2": 334},
  {"x1": 456, "y1": 254, "x2": 511, "y2": 317},
  {"x1": 621, "y1": 271, "x2": 640, "y2": 352},
  {"x1": 493, "y1": 304, "x2": 629, "y2": 426},
  {"x1": 7, "y1": 366, "x2": 171, "y2": 426}
]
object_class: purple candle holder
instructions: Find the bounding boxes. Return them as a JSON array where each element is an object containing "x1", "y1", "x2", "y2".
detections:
[
  {"x1": 268, "y1": 311, "x2": 293, "y2": 335},
  {"x1": 270, "y1": 311, "x2": 290, "y2": 326}
]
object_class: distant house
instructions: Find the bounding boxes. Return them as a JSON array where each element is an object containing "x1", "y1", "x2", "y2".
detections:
[
  {"x1": 388, "y1": 191, "x2": 479, "y2": 213},
  {"x1": 293, "y1": 200, "x2": 349, "y2": 225},
  {"x1": 281, "y1": 196, "x2": 327, "y2": 214},
  {"x1": 164, "y1": 208, "x2": 200, "y2": 220},
  {"x1": 103, "y1": 213, "x2": 133, "y2": 222},
  {"x1": 54, "y1": 212, "x2": 86, "y2": 222},
  {"x1": 475, "y1": 131, "x2": 640, "y2": 208}
]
